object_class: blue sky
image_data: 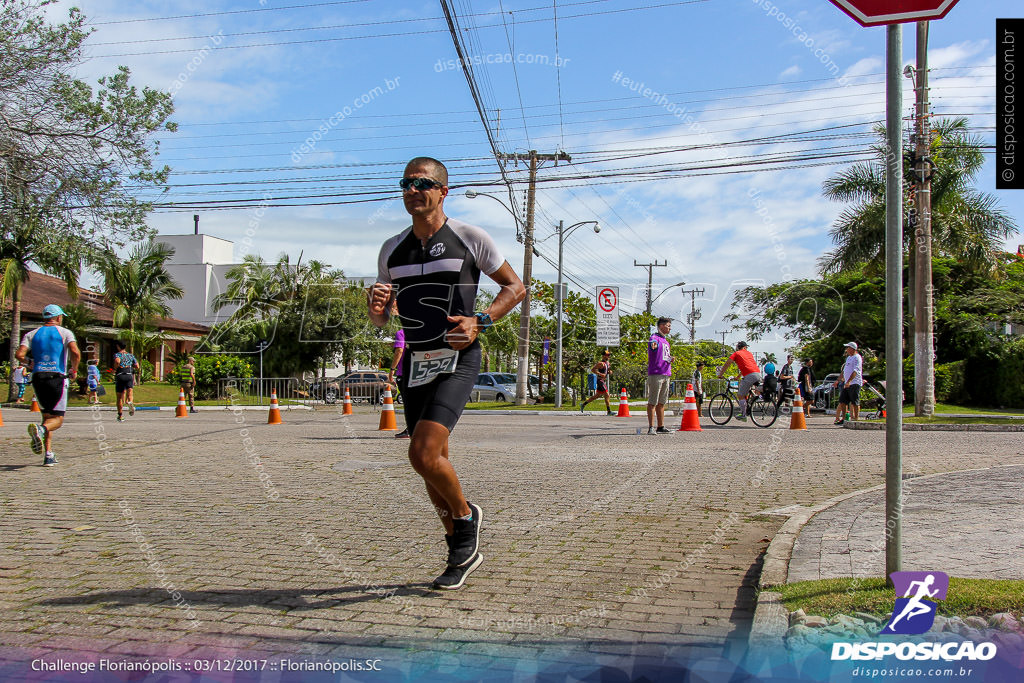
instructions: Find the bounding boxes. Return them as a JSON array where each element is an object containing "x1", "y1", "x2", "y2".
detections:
[{"x1": 55, "y1": 0, "x2": 1020, "y2": 357}]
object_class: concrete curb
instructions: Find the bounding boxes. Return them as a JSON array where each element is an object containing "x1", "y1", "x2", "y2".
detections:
[
  {"x1": 844, "y1": 421, "x2": 1024, "y2": 432},
  {"x1": 747, "y1": 463, "x2": 1024, "y2": 651}
]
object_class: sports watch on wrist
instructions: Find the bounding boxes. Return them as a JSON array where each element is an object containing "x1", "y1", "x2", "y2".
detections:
[{"x1": 474, "y1": 312, "x2": 493, "y2": 332}]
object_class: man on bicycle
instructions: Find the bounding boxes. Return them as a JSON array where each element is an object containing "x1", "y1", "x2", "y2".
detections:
[{"x1": 717, "y1": 341, "x2": 762, "y2": 423}]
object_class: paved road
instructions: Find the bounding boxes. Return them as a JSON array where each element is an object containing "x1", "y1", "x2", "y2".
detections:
[
  {"x1": 788, "y1": 464, "x2": 1024, "y2": 582},
  {"x1": 1, "y1": 407, "x2": 1022, "y2": 676}
]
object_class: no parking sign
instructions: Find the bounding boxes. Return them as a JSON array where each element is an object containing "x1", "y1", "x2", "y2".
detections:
[{"x1": 595, "y1": 286, "x2": 620, "y2": 346}]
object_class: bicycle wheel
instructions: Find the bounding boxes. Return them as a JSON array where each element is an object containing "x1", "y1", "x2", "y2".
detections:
[
  {"x1": 749, "y1": 395, "x2": 779, "y2": 428},
  {"x1": 708, "y1": 393, "x2": 733, "y2": 425}
]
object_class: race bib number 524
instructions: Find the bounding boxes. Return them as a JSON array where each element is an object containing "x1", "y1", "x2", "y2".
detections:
[{"x1": 408, "y1": 349, "x2": 459, "y2": 388}]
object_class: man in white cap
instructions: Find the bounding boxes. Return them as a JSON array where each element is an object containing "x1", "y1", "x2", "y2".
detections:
[
  {"x1": 15, "y1": 304, "x2": 81, "y2": 465},
  {"x1": 834, "y1": 341, "x2": 863, "y2": 425}
]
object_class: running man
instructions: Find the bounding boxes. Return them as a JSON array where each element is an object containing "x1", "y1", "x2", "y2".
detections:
[
  {"x1": 15, "y1": 305, "x2": 81, "y2": 466},
  {"x1": 693, "y1": 361, "x2": 705, "y2": 416},
  {"x1": 368, "y1": 156, "x2": 526, "y2": 590},
  {"x1": 646, "y1": 317, "x2": 673, "y2": 434},
  {"x1": 717, "y1": 341, "x2": 762, "y2": 423},
  {"x1": 579, "y1": 349, "x2": 613, "y2": 415},
  {"x1": 798, "y1": 358, "x2": 815, "y2": 417},
  {"x1": 113, "y1": 340, "x2": 140, "y2": 422}
]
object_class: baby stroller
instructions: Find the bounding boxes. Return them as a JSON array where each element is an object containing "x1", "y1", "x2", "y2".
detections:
[{"x1": 862, "y1": 381, "x2": 886, "y2": 419}]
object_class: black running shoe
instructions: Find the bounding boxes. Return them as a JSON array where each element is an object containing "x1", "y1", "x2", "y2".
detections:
[
  {"x1": 448, "y1": 502, "x2": 482, "y2": 567},
  {"x1": 433, "y1": 553, "x2": 483, "y2": 590},
  {"x1": 395, "y1": 428, "x2": 410, "y2": 439},
  {"x1": 656, "y1": 426, "x2": 672, "y2": 434}
]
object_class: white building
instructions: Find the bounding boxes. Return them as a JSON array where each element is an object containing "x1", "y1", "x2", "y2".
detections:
[{"x1": 154, "y1": 233, "x2": 239, "y2": 328}]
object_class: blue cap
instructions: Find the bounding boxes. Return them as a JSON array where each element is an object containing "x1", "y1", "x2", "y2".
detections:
[{"x1": 42, "y1": 304, "x2": 65, "y2": 319}]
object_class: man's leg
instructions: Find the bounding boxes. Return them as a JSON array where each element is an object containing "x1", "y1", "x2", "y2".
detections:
[
  {"x1": 835, "y1": 402, "x2": 846, "y2": 422},
  {"x1": 422, "y1": 439, "x2": 456, "y2": 535},
  {"x1": 851, "y1": 403, "x2": 860, "y2": 420},
  {"x1": 646, "y1": 404, "x2": 656, "y2": 429},
  {"x1": 602, "y1": 393, "x2": 612, "y2": 412},
  {"x1": 656, "y1": 403, "x2": 666, "y2": 428},
  {"x1": 42, "y1": 414, "x2": 64, "y2": 452},
  {"x1": 408, "y1": 420, "x2": 471, "y2": 521},
  {"x1": 116, "y1": 390, "x2": 125, "y2": 417}
]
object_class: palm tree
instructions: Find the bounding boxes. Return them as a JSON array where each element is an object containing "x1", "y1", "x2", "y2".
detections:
[
  {"x1": 820, "y1": 118, "x2": 1017, "y2": 274},
  {"x1": 1, "y1": 205, "x2": 86, "y2": 400},
  {"x1": 92, "y1": 240, "x2": 184, "y2": 354}
]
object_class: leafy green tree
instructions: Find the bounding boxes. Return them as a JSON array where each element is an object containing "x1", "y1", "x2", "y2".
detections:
[
  {"x1": 1, "y1": 1, "x2": 176, "y2": 246},
  {"x1": 209, "y1": 254, "x2": 374, "y2": 377}
]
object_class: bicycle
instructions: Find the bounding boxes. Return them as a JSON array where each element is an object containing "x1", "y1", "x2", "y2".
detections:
[{"x1": 707, "y1": 378, "x2": 781, "y2": 428}]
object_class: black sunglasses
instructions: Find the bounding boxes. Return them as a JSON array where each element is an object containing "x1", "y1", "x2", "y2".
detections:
[{"x1": 399, "y1": 177, "x2": 444, "y2": 191}]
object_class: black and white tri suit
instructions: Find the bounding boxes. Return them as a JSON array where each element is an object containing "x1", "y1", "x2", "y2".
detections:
[{"x1": 376, "y1": 218, "x2": 506, "y2": 432}]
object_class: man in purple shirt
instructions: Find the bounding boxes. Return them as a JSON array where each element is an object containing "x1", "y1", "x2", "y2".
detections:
[
  {"x1": 388, "y1": 326, "x2": 409, "y2": 438},
  {"x1": 646, "y1": 317, "x2": 673, "y2": 434}
]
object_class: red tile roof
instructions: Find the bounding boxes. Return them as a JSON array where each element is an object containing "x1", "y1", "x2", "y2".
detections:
[{"x1": 15, "y1": 271, "x2": 209, "y2": 334}]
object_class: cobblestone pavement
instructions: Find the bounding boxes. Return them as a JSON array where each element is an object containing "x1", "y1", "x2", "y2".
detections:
[
  {"x1": 788, "y1": 464, "x2": 1024, "y2": 583},
  {"x1": 1, "y1": 408, "x2": 1022, "y2": 675}
]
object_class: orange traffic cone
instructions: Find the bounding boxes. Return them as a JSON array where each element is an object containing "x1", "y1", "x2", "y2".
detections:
[
  {"x1": 342, "y1": 388, "x2": 353, "y2": 416},
  {"x1": 677, "y1": 383, "x2": 702, "y2": 431},
  {"x1": 267, "y1": 388, "x2": 283, "y2": 425},
  {"x1": 0, "y1": 404, "x2": 4, "y2": 426},
  {"x1": 789, "y1": 394, "x2": 807, "y2": 430},
  {"x1": 378, "y1": 387, "x2": 397, "y2": 431},
  {"x1": 175, "y1": 389, "x2": 188, "y2": 418},
  {"x1": 30, "y1": 396, "x2": 40, "y2": 413},
  {"x1": 616, "y1": 388, "x2": 631, "y2": 417},
  {"x1": 881, "y1": 408, "x2": 886, "y2": 418}
]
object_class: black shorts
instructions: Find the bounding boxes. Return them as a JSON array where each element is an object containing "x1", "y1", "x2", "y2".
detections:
[
  {"x1": 839, "y1": 384, "x2": 861, "y2": 405},
  {"x1": 32, "y1": 372, "x2": 68, "y2": 416},
  {"x1": 115, "y1": 373, "x2": 134, "y2": 393},
  {"x1": 398, "y1": 342, "x2": 481, "y2": 434}
]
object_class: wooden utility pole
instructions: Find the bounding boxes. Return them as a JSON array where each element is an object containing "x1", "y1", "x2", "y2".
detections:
[
  {"x1": 681, "y1": 287, "x2": 706, "y2": 343},
  {"x1": 497, "y1": 150, "x2": 570, "y2": 405},
  {"x1": 913, "y1": 21, "x2": 935, "y2": 417},
  {"x1": 634, "y1": 260, "x2": 667, "y2": 315}
]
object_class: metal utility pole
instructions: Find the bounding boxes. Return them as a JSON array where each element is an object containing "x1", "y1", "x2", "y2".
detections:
[
  {"x1": 498, "y1": 150, "x2": 570, "y2": 405},
  {"x1": 715, "y1": 330, "x2": 728, "y2": 346},
  {"x1": 634, "y1": 260, "x2": 668, "y2": 315},
  {"x1": 913, "y1": 21, "x2": 935, "y2": 417},
  {"x1": 884, "y1": 23, "x2": 904, "y2": 584},
  {"x1": 680, "y1": 287, "x2": 706, "y2": 343}
]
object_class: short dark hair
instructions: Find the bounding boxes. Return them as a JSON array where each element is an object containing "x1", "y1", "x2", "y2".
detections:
[
  {"x1": 736, "y1": 341, "x2": 748, "y2": 349},
  {"x1": 657, "y1": 317, "x2": 671, "y2": 326},
  {"x1": 115, "y1": 340, "x2": 127, "y2": 351},
  {"x1": 405, "y1": 157, "x2": 448, "y2": 185},
  {"x1": 695, "y1": 361, "x2": 705, "y2": 367}
]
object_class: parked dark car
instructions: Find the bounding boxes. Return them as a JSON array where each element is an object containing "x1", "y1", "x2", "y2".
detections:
[
  {"x1": 341, "y1": 370, "x2": 401, "y2": 404},
  {"x1": 308, "y1": 376, "x2": 343, "y2": 404}
]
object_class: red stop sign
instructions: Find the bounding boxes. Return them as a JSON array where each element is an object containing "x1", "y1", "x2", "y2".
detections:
[{"x1": 829, "y1": 0, "x2": 960, "y2": 27}]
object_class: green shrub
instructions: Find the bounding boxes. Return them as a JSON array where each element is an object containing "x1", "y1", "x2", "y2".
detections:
[
  {"x1": 167, "y1": 354, "x2": 253, "y2": 399},
  {"x1": 933, "y1": 360, "x2": 967, "y2": 403},
  {"x1": 540, "y1": 385, "x2": 573, "y2": 404},
  {"x1": 138, "y1": 359, "x2": 155, "y2": 383}
]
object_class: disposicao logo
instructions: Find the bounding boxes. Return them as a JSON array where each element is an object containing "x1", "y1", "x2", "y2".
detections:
[
  {"x1": 831, "y1": 571, "x2": 998, "y2": 663},
  {"x1": 882, "y1": 571, "x2": 949, "y2": 635}
]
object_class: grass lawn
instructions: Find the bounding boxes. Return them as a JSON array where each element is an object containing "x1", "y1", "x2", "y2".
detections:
[
  {"x1": 932, "y1": 403, "x2": 1024, "y2": 416},
  {"x1": 776, "y1": 577, "x2": 1024, "y2": 620},
  {"x1": 862, "y1": 415, "x2": 1024, "y2": 425}
]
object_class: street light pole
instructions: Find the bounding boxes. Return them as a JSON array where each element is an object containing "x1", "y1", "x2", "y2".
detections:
[{"x1": 555, "y1": 219, "x2": 599, "y2": 408}]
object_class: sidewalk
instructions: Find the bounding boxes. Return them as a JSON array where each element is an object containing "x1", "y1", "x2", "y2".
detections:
[{"x1": 787, "y1": 464, "x2": 1024, "y2": 581}]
